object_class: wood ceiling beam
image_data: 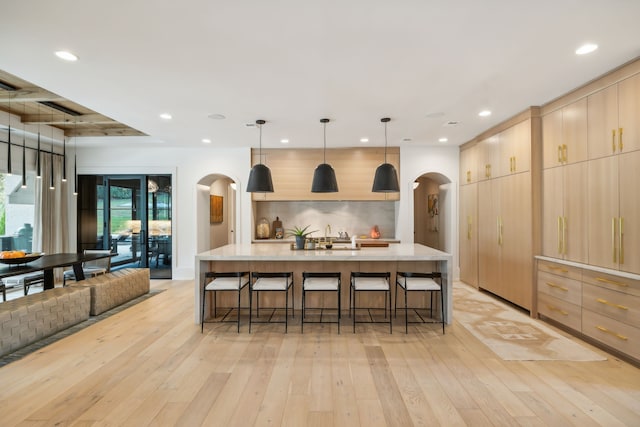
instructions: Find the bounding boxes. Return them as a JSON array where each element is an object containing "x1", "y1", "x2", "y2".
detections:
[
  {"x1": 0, "y1": 88, "x2": 65, "y2": 102},
  {"x1": 66, "y1": 128, "x2": 147, "y2": 137},
  {"x1": 22, "y1": 113, "x2": 114, "y2": 125}
]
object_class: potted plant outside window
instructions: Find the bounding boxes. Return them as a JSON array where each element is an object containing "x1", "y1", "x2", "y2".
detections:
[{"x1": 286, "y1": 225, "x2": 318, "y2": 250}]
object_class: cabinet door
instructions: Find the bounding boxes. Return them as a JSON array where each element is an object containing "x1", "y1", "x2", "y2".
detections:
[
  {"x1": 563, "y1": 162, "x2": 588, "y2": 264},
  {"x1": 562, "y1": 98, "x2": 588, "y2": 164},
  {"x1": 478, "y1": 179, "x2": 501, "y2": 293},
  {"x1": 588, "y1": 84, "x2": 618, "y2": 160},
  {"x1": 459, "y1": 183, "x2": 478, "y2": 287},
  {"x1": 619, "y1": 151, "x2": 640, "y2": 274},
  {"x1": 500, "y1": 173, "x2": 532, "y2": 309},
  {"x1": 543, "y1": 108, "x2": 563, "y2": 169},
  {"x1": 499, "y1": 120, "x2": 531, "y2": 175},
  {"x1": 587, "y1": 156, "x2": 620, "y2": 270},
  {"x1": 477, "y1": 136, "x2": 500, "y2": 181},
  {"x1": 618, "y1": 73, "x2": 640, "y2": 154},
  {"x1": 460, "y1": 145, "x2": 478, "y2": 184},
  {"x1": 542, "y1": 167, "x2": 564, "y2": 258}
]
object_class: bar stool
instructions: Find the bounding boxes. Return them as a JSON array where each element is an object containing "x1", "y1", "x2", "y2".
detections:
[
  {"x1": 249, "y1": 272, "x2": 294, "y2": 333},
  {"x1": 349, "y1": 272, "x2": 392, "y2": 333},
  {"x1": 395, "y1": 272, "x2": 445, "y2": 334},
  {"x1": 201, "y1": 271, "x2": 250, "y2": 333},
  {"x1": 302, "y1": 272, "x2": 341, "y2": 333}
]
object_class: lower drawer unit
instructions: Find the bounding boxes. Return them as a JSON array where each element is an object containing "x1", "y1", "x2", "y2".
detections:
[
  {"x1": 582, "y1": 310, "x2": 640, "y2": 361},
  {"x1": 537, "y1": 270, "x2": 582, "y2": 305},
  {"x1": 538, "y1": 292, "x2": 582, "y2": 331},
  {"x1": 583, "y1": 283, "x2": 640, "y2": 326}
]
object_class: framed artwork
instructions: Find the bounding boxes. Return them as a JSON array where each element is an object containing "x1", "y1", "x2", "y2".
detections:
[{"x1": 210, "y1": 195, "x2": 223, "y2": 223}]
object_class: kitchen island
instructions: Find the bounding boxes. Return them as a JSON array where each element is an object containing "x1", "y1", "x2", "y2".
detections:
[{"x1": 194, "y1": 243, "x2": 452, "y2": 325}]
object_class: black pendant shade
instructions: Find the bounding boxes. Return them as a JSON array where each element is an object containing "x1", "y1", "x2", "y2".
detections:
[
  {"x1": 311, "y1": 118, "x2": 338, "y2": 193},
  {"x1": 246, "y1": 119, "x2": 274, "y2": 193},
  {"x1": 372, "y1": 117, "x2": 399, "y2": 193},
  {"x1": 312, "y1": 163, "x2": 338, "y2": 192}
]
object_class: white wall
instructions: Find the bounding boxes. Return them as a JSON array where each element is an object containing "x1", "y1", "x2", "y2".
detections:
[{"x1": 56, "y1": 143, "x2": 459, "y2": 281}]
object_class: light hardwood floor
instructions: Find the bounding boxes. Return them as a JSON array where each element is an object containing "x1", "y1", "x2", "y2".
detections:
[{"x1": 1, "y1": 279, "x2": 639, "y2": 426}]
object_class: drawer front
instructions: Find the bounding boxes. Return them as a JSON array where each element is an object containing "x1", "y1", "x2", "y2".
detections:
[
  {"x1": 583, "y1": 283, "x2": 640, "y2": 327},
  {"x1": 582, "y1": 270, "x2": 640, "y2": 298},
  {"x1": 537, "y1": 260, "x2": 582, "y2": 281},
  {"x1": 582, "y1": 310, "x2": 640, "y2": 361},
  {"x1": 537, "y1": 270, "x2": 582, "y2": 305},
  {"x1": 537, "y1": 293, "x2": 582, "y2": 331}
]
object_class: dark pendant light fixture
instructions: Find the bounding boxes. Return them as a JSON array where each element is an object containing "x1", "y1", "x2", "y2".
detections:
[
  {"x1": 372, "y1": 117, "x2": 399, "y2": 192},
  {"x1": 21, "y1": 133, "x2": 26, "y2": 188},
  {"x1": 246, "y1": 119, "x2": 274, "y2": 192},
  {"x1": 311, "y1": 118, "x2": 338, "y2": 193},
  {"x1": 36, "y1": 105, "x2": 41, "y2": 179},
  {"x1": 49, "y1": 111, "x2": 55, "y2": 190},
  {"x1": 73, "y1": 119, "x2": 78, "y2": 196},
  {"x1": 62, "y1": 136, "x2": 67, "y2": 182},
  {"x1": 7, "y1": 95, "x2": 12, "y2": 176}
]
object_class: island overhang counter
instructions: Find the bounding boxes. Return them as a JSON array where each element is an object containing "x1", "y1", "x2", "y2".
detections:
[{"x1": 194, "y1": 243, "x2": 453, "y2": 325}]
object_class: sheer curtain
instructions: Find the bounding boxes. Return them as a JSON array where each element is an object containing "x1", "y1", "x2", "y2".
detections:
[{"x1": 33, "y1": 153, "x2": 70, "y2": 255}]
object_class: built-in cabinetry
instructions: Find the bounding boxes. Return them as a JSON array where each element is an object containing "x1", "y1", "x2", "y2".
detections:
[
  {"x1": 251, "y1": 148, "x2": 400, "y2": 201},
  {"x1": 459, "y1": 110, "x2": 540, "y2": 310},
  {"x1": 537, "y1": 258, "x2": 640, "y2": 363}
]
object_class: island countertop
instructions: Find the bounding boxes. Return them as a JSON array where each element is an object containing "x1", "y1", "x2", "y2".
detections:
[{"x1": 196, "y1": 243, "x2": 451, "y2": 262}]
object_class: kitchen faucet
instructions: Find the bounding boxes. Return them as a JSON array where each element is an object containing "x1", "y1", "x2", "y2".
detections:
[{"x1": 325, "y1": 224, "x2": 331, "y2": 240}]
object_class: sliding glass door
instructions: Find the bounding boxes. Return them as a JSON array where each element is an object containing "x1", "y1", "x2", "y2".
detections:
[{"x1": 77, "y1": 174, "x2": 172, "y2": 279}]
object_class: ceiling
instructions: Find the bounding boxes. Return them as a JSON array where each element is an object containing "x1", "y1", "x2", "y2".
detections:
[{"x1": 1, "y1": 0, "x2": 640, "y2": 150}]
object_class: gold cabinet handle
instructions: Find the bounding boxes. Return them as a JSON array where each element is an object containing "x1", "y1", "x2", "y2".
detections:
[
  {"x1": 485, "y1": 164, "x2": 490, "y2": 178},
  {"x1": 619, "y1": 217, "x2": 624, "y2": 264},
  {"x1": 547, "y1": 305, "x2": 568, "y2": 316},
  {"x1": 619, "y1": 127, "x2": 623, "y2": 151},
  {"x1": 562, "y1": 217, "x2": 567, "y2": 255},
  {"x1": 557, "y1": 145, "x2": 563, "y2": 163},
  {"x1": 488, "y1": 164, "x2": 492, "y2": 177},
  {"x1": 547, "y1": 265, "x2": 569, "y2": 273},
  {"x1": 612, "y1": 217, "x2": 617, "y2": 263},
  {"x1": 466, "y1": 170, "x2": 471, "y2": 183},
  {"x1": 513, "y1": 156, "x2": 516, "y2": 172},
  {"x1": 467, "y1": 216, "x2": 472, "y2": 240},
  {"x1": 611, "y1": 129, "x2": 617, "y2": 153},
  {"x1": 596, "y1": 298, "x2": 628, "y2": 311},
  {"x1": 595, "y1": 325, "x2": 628, "y2": 341},
  {"x1": 546, "y1": 281, "x2": 568, "y2": 291},
  {"x1": 562, "y1": 144, "x2": 568, "y2": 163},
  {"x1": 595, "y1": 277, "x2": 628, "y2": 287}
]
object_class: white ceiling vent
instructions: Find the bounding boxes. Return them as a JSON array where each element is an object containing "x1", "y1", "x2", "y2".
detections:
[{"x1": 443, "y1": 120, "x2": 460, "y2": 127}]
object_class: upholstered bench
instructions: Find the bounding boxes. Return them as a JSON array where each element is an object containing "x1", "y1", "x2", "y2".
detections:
[
  {"x1": 0, "y1": 286, "x2": 91, "y2": 357},
  {"x1": 71, "y1": 268, "x2": 150, "y2": 315}
]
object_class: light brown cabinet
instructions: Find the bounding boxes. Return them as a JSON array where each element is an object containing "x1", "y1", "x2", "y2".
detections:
[
  {"x1": 460, "y1": 143, "x2": 478, "y2": 184},
  {"x1": 542, "y1": 98, "x2": 587, "y2": 169},
  {"x1": 459, "y1": 183, "x2": 478, "y2": 287},
  {"x1": 251, "y1": 148, "x2": 400, "y2": 201}
]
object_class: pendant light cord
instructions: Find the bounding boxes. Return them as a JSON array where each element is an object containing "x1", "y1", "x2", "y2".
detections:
[
  {"x1": 323, "y1": 121, "x2": 327, "y2": 163},
  {"x1": 384, "y1": 121, "x2": 388, "y2": 163}
]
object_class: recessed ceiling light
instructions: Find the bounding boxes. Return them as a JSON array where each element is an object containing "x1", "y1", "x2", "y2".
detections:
[
  {"x1": 438, "y1": 137, "x2": 448, "y2": 143},
  {"x1": 159, "y1": 113, "x2": 172, "y2": 120},
  {"x1": 280, "y1": 139, "x2": 289, "y2": 144},
  {"x1": 478, "y1": 110, "x2": 492, "y2": 117},
  {"x1": 208, "y1": 113, "x2": 226, "y2": 120},
  {"x1": 55, "y1": 51, "x2": 78, "y2": 61},
  {"x1": 202, "y1": 138, "x2": 211, "y2": 143},
  {"x1": 360, "y1": 138, "x2": 369, "y2": 143},
  {"x1": 576, "y1": 43, "x2": 598, "y2": 55}
]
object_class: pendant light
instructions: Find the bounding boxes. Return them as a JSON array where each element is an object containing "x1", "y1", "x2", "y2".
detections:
[
  {"x1": 49, "y1": 110, "x2": 55, "y2": 190},
  {"x1": 372, "y1": 117, "x2": 399, "y2": 192},
  {"x1": 36, "y1": 105, "x2": 41, "y2": 179},
  {"x1": 21, "y1": 134, "x2": 26, "y2": 188},
  {"x1": 62, "y1": 136, "x2": 67, "y2": 182},
  {"x1": 246, "y1": 119, "x2": 274, "y2": 192},
  {"x1": 73, "y1": 119, "x2": 78, "y2": 196},
  {"x1": 6, "y1": 93, "x2": 12, "y2": 175},
  {"x1": 311, "y1": 118, "x2": 338, "y2": 192}
]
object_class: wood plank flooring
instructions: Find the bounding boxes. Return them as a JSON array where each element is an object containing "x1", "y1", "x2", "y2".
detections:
[{"x1": 1, "y1": 279, "x2": 639, "y2": 426}]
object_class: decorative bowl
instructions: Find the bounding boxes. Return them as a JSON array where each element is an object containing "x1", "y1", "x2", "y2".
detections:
[{"x1": 0, "y1": 253, "x2": 44, "y2": 265}]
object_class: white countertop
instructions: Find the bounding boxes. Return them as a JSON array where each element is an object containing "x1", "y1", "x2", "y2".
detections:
[{"x1": 196, "y1": 243, "x2": 451, "y2": 262}]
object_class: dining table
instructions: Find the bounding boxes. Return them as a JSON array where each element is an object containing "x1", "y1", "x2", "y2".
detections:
[{"x1": 0, "y1": 252, "x2": 112, "y2": 290}]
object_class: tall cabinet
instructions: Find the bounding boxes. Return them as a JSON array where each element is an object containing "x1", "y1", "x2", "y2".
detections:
[{"x1": 459, "y1": 110, "x2": 540, "y2": 311}]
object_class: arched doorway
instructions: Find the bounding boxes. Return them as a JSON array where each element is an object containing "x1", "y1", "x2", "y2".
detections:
[
  {"x1": 413, "y1": 172, "x2": 452, "y2": 253},
  {"x1": 196, "y1": 174, "x2": 238, "y2": 253}
]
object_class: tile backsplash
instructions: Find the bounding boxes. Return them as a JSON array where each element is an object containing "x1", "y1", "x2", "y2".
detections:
[{"x1": 254, "y1": 201, "x2": 396, "y2": 240}]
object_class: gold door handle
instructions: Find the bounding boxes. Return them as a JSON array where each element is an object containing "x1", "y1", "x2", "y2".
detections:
[
  {"x1": 595, "y1": 277, "x2": 628, "y2": 287},
  {"x1": 557, "y1": 216, "x2": 563, "y2": 254},
  {"x1": 547, "y1": 305, "x2": 568, "y2": 316},
  {"x1": 619, "y1": 217, "x2": 624, "y2": 264},
  {"x1": 596, "y1": 298, "x2": 628, "y2": 310},
  {"x1": 547, "y1": 265, "x2": 569, "y2": 273},
  {"x1": 466, "y1": 170, "x2": 471, "y2": 183},
  {"x1": 512, "y1": 156, "x2": 516, "y2": 172},
  {"x1": 595, "y1": 325, "x2": 628, "y2": 341},
  {"x1": 546, "y1": 282, "x2": 568, "y2": 291},
  {"x1": 467, "y1": 216, "x2": 472, "y2": 240},
  {"x1": 619, "y1": 127, "x2": 623, "y2": 151},
  {"x1": 562, "y1": 216, "x2": 567, "y2": 255},
  {"x1": 488, "y1": 164, "x2": 492, "y2": 177},
  {"x1": 612, "y1": 217, "x2": 617, "y2": 263},
  {"x1": 562, "y1": 144, "x2": 568, "y2": 163},
  {"x1": 557, "y1": 145, "x2": 563, "y2": 163},
  {"x1": 612, "y1": 129, "x2": 617, "y2": 152}
]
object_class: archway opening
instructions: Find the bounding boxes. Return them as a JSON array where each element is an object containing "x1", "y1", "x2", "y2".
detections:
[
  {"x1": 412, "y1": 172, "x2": 452, "y2": 253},
  {"x1": 196, "y1": 173, "x2": 237, "y2": 253}
]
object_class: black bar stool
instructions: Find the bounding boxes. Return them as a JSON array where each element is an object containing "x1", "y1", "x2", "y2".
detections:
[
  {"x1": 349, "y1": 272, "x2": 392, "y2": 333},
  {"x1": 201, "y1": 271, "x2": 250, "y2": 333},
  {"x1": 395, "y1": 271, "x2": 445, "y2": 334},
  {"x1": 249, "y1": 272, "x2": 294, "y2": 333},
  {"x1": 302, "y1": 272, "x2": 341, "y2": 333}
]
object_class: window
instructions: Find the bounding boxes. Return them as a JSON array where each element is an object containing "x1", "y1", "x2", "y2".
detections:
[{"x1": 0, "y1": 173, "x2": 35, "y2": 252}]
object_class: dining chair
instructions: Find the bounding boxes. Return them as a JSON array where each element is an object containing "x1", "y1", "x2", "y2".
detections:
[{"x1": 63, "y1": 249, "x2": 112, "y2": 286}]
